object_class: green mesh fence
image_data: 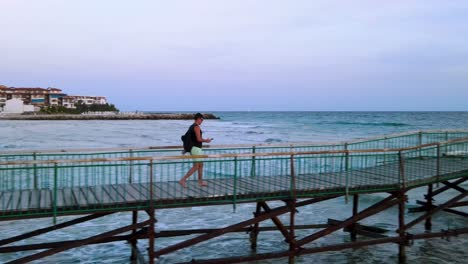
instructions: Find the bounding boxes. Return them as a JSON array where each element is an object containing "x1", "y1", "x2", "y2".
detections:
[{"x1": 0, "y1": 130, "x2": 467, "y2": 220}]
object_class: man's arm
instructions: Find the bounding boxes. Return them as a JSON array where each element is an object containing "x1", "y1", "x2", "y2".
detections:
[{"x1": 194, "y1": 126, "x2": 211, "y2": 143}]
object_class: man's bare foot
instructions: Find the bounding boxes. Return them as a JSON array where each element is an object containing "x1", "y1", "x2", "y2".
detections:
[
  {"x1": 198, "y1": 181, "x2": 208, "y2": 187},
  {"x1": 179, "y1": 180, "x2": 187, "y2": 188}
]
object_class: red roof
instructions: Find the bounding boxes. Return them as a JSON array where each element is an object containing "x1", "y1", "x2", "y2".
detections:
[{"x1": 14, "y1": 88, "x2": 48, "y2": 91}]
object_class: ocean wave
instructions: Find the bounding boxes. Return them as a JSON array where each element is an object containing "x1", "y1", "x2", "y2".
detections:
[
  {"x1": 330, "y1": 121, "x2": 410, "y2": 127},
  {"x1": 245, "y1": 131, "x2": 264, "y2": 135},
  {"x1": 265, "y1": 138, "x2": 282, "y2": 143}
]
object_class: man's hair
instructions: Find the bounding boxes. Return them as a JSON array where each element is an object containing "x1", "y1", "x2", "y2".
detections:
[{"x1": 194, "y1": 113, "x2": 204, "y2": 120}]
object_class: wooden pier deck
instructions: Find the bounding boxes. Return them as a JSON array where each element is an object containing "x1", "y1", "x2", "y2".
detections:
[{"x1": 1, "y1": 156, "x2": 466, "y2": 220}]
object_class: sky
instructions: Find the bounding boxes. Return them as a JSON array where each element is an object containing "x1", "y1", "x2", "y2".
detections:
[{"x1": 1, "y1": 0, "x2": 467, "y2": 111}]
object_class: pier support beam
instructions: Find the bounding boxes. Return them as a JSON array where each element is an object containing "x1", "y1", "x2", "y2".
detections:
[
  {"x1": 398, "y1": 192, "x2": 407, "y2": 263},
  {"x1": 351, "y1": 194, "x2": 359, "y2": 241},
  {"x1": 153, "y1": 196, "x2": 337, "y2": 258},
  {"x1": 249, "y1": 202, "x2": 262, "y2": 250},
  {"x1": 130, "y1": 210, "x2": 139, "y2": 262},
  {"x1": 288, "y1": 199, "x2": 297, "y2": 264},
  {"x1": 297, "y1": 193, "x2": 399, "y2": 247},
  {"x1": 425, "y1": 184, "x2": 433, "y2": 230}
]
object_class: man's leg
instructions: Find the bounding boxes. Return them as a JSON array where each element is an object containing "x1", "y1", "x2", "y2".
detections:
[
  {"x1": 179, "y1": 163, "x2": 198, "y2": 187},
  {"x1": 197, "y1": 163, "x2": 207, "y2": 186}
]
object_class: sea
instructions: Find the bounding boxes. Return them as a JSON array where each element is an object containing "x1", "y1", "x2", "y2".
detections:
[{"x1": 1, "y1": 111, "x2": 467, "y2": 263}]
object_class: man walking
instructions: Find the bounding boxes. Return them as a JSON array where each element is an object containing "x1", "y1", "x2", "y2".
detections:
[{"x1": 179, "y1": 113, "x2": 212, "y2": 187}]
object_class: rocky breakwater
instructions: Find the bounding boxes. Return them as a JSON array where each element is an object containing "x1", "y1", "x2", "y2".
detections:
[{"x1": 0, "y1": 113, "x2": 220, "y2": 120}]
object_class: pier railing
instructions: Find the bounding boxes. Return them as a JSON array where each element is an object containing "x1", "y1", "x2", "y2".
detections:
[
  {"x1": 1, "y1": 130, "x2": 467, "y2": 162},
  {"x1": 1, "y1": 130, "x2": 468, "y2": 221}
]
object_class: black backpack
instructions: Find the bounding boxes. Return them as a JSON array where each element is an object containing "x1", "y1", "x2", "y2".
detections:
[{"x1": 181, "y1": 127, "x2": 193, "y2": 153}]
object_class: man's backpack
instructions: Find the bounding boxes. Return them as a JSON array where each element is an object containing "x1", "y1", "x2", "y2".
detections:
[{"x1": 181, "y1": 128, "x2": 193, "y2": 154}]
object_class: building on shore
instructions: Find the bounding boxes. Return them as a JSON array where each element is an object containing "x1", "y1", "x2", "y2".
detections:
[
  {"x1": 0, "y1": 86, "x2": 108, "y2": 112},
  {"x1": 1, "y1": 98, "x2": 35, "y2": 114},
  {"x1": 62, "y1": 96, "x2": 108, "y2": 109}
]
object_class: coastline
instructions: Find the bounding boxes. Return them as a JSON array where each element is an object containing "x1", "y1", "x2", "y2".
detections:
[{"x1": 0, "y1": 113, "x2": 220, "y2": 120}]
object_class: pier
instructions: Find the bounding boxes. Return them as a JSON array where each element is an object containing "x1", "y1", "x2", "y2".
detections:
[{"x1": 0, "y1": 130, "x2": 467, "y2": 263}]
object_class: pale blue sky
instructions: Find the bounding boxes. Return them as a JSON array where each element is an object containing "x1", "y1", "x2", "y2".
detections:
[{"x1": 1, "y1": 0, "x2": 467, "y2": 111}]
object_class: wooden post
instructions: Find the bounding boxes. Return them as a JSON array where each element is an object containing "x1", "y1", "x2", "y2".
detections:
[
  {"x1": 130, "y1": 210, "x2": 138, "y2": 261},
  {"x1": 398, "y1": 192, "x2": 406, "y2": 263},
  {"x1": 250, "y1": 203, "x2": 262, "y2": 250},
  {"x1": 425, "y1": 184, "x2": 433, "y2": 230},
  {"x1": 288, "y1": 199, "x2": 296, "y2": 264},
  {"x1": 351, "y1": 194, "x2": 359, "y2": 241}
]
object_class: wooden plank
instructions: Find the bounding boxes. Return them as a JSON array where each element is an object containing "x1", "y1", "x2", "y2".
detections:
[
  {"x1": 350, "y1": 170, "x2": 398, "y2": 186},
  {"x1": 163, "y1": 182, "x2": 207, "y2": 199},
  {"x1": 7, "y1": 190, "x2": 21, "y2": 211},
  {"x1": 239, "y1": 177, "x2": 289, "y2": 194},
  {"x1": 39, "y1": 189, "x2": 51, "y2": 210},
  {"x1": 55, "y1": 188, "x2": 77, "y2": 208},
  {"x1": 133, "y1": 183, "x2": 169, "y2": 200},
  {"x1": 207, "y1": 178, "x2": 236, "y2": 196},
  {"x1": 101, "y1": 185, "x2": 127, "y2": 204},
  {"x1": 184, "y1": 181, "x2": 226, "y2": 199},
  {"x1": 79, "y1": 186, "x2": 100, "y2": 206},
  {"x1": 214, "y1": 177, "x2": 259, "y2": 195},
  {"x1": 409, "y1": 159, "x2": 463, "y2": 174},
  {"x1": 346, "y1": 170, "x2": 394, "y2": 186},
  {"x1": 296, "y1": 174, "x2": 343, "y2": 189},
  {"x1": 72, "y1": 187, "x2": 89, "y2": 207},
  {"x1": 126, "y1": 183, "x2": 149, "y2": 201},
  {"x1": 89, "y1": 186, "x2": 112, "y2": 205},
  {"x1": 29, "y1": 189, "x2": 41, "y2": 209},
  {"x1": 0, "y1": 191, "x2": 13, "y2": 212},
  {"x1": 111, "y1": 184, "x2": 145, "y2": 203},
  {"x1": 147, "y1": 182, "x2": 176, "y2": 200},
  {"x1": 305, "y1": 173, "x2": 347, "y2": 188},
  {"x1": 17, "y1": 190, "x2": 31, "y2": 211}
]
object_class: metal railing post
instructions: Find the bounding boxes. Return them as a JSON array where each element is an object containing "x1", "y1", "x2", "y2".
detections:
[
  {"x1": 436, "y1": 143, "x2": 441, "y2": 187},
  {"x1": 418, "y1": 131, "x2": 423, "y2": 158},
  {"x1": 289, "y1": 153, "x2": 297, "y2": 263},
  {"x1": 33, "y1": 152, "x2": 38, "y2": 189},
  {"x1": 149, "y1": 160, "x2": 154, "y2": 208},
  {"x1": 53, "y1": 162, "x2": 58, "y2": 225},
  {"x1": 148, "y1": 159, "x2": 155, "y2": 264},
  {"x1": 250, "y1": 146, "x2": 256, "y2": 177},
  {"x1": 233, "y1": 157, "x2": 238, "y2": 212},
  {"x1": 398, "y1": 151, "x2": 406, "y2": 190},
  {"x1": 344, "y1": 143, "x2": 350, "y2": 203},
  {"x1": 290, "y1": 154, "x2": 296, "y2": 199},
  {"x1": 129, "y1": 149, "x2": 134, "y2": 184}
]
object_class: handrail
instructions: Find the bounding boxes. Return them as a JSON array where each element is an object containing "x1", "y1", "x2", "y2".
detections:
[
  {"x1": 2, "y1": 137, "x2": 467, "y2": 166},
  {"x1": 1, "y1": 129, "x2": 467, "y2": 155}
]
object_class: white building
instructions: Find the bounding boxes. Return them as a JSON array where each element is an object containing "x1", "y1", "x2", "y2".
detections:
[
  {"x1": 2, "y1": 99, "x2": 35, "y2": 114},
  {"x1": 62, "y1": 96, "x2": 108, "y2": 109}
]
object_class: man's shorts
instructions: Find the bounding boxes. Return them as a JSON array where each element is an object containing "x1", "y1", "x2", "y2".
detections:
[{"x1": 190, "y1": 146, "x2": 203, "y2": 162}]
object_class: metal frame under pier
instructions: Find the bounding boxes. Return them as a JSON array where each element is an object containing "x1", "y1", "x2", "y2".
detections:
[{"x1": 0, "y1": 181, "x2": 466, "y2": 263}]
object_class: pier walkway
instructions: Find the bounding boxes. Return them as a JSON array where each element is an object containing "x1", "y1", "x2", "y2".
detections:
[{"x1": 0, "y1": 130, "x2": 467, "y2": 263}]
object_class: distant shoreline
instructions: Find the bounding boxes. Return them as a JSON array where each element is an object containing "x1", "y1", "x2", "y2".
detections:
[{"x1": 0, "y1": 113, "x2": 220, "y2": 120}]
